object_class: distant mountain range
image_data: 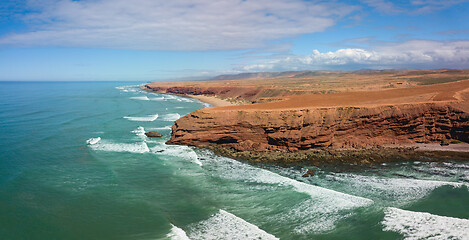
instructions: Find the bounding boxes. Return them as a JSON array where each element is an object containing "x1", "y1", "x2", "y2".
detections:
[{"x1": 210, "y1": 69, "x2": 413, "y2": 80}]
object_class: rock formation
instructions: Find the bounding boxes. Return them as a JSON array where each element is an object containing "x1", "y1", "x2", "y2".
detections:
[
  {"x1": 145, "y1": 131, "x2": 163, "y2": 137},
  {"x1": 168, "y1": 102, "x2": 469, "y2": 152}
]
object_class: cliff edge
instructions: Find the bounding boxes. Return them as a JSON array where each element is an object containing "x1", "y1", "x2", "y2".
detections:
[{"x1": 167, "y1": 80, "x2": 469, "y2": 163}]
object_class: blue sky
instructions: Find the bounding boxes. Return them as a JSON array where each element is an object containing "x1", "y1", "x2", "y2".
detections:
[{"x1": 0, "y1": 0, "x2": 468, "y2": 81}]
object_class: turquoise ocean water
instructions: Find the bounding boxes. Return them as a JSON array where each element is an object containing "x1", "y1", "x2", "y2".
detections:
[{"x1": 1, "y1": 81, "x2": 468, "y2": 240}]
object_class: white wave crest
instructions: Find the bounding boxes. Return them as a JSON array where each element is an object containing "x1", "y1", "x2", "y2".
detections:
[
  {"x1": 147, "y1": 126, "x2": 172, "y2": 131},
  {"x1": 86, "y1": 137, "x2": 101, "y2": 145},
  {"x1": 130, "y1": 96, "x2": 150, "y2": 101},
  {"x1": 150, "y1": 97, "x2": 166, "y2": 101},
  {"x1": 88, "y1": 140, "x2": 149, "y2": 153},
  {"x1": 166, "y1": 224, "x2": 190, "y2": 240},
  {"x1": 189, "y1": 209, "x2": 278, "y2": 240},
  {"x1": 382, "y1": 207, "x2": 469, "y2": 240},
  {"x1": 197, "y1": 151, "x2": 373, "y2": 233},
  {"x1": 324, "y1": 173, "x2": 464, "y2": 205},
  {"x1": 131, "y1": 126, "x2": 146, "y2": 137},
  {"x1": 150, "y1": 143, "x2": 202, "y2": 166},
  {"x1": 162, "y1": 113, "x2": 181, "y2": 121},
  {"x1": 123, "y1": 114, "x2": 159, "y2": 122},
  {"x1": 115, "y1": 85, "x2": 139, "y2": 92}
]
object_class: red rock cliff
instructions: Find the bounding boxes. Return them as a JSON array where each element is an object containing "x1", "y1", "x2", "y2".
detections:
[
  {"x1": 167, "y1": 80, "x2": 469, "y2": 153},
  {"x1": 168, "y1": 103, "x2": 469, "y2": 152}
]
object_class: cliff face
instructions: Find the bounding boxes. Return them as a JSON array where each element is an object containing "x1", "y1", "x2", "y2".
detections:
[
  {"x1": 168, "y1": 103, "x2": 469, "y2": 152},
  {"x1": 145, "y1": 85, "x2": 293, "y2": 102}
]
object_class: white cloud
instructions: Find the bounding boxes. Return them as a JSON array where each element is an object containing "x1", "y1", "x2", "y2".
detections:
[
  {"x1": 0, "y1": 0, "x2": 356, "y2": 51},
  {"x1": 237, "y1": 40, "x2": 469, "y2": 71},
  {"x1": 361, "y1": 0, "x2": 469, "y2": 14}
]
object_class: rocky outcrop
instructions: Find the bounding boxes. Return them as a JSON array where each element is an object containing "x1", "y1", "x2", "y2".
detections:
[
  {"x1": 168, "y1": 103, "x2": 469, "y2": 154},
  {"x1": 145, "y1": 131, "x2": 162, "y2": 137}
]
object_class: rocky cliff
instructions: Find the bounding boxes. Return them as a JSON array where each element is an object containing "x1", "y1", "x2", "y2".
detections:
[{"x1": 168, "y1": 103, "x2": 469, "y2": 153}]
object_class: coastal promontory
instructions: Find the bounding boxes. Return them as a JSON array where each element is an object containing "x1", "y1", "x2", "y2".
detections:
[{"x1": 146, "y1": 70, "x2": 469, "y2": 164}]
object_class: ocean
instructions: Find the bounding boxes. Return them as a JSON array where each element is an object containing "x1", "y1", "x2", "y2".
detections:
[{"x1": 0, "y1": 81, "x2": 468, "y2": 240}]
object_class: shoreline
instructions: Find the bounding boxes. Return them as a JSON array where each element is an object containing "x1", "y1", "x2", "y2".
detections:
[
  {"x1": 186, "y1": 94, "x2": 236, "y2": 107},
  {"x1": 141, "y1": 86, "x2": 235, "y2": 107},
  {"x1": 144, "y1": 81, "x2": 469, "y2": 164},
  {"x1": 201, "y1": 144, "x2": 469, "y2": 166}
]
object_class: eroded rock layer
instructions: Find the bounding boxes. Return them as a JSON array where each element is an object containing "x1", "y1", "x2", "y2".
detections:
[{"x1": 168, "y1": 102, "x2": 469, "y2": 152}]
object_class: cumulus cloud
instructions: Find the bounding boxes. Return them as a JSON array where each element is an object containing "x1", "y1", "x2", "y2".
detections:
[
  {"x1": 237, "y1": 40, "x2": 469, "y2": 71},
  {"x1": 0, "y1": 0, "x2": 356, "y2": 51}
]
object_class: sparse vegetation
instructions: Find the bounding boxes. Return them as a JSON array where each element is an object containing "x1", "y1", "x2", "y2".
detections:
[{"x1": 408, "y1": 76, "x2": 467, "y2": 85}]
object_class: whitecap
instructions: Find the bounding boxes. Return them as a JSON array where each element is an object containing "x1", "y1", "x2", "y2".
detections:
[
  {"x1": 150, "y1": 143, "x2": 202, "y2": 166},
  {"x1": 115, "y1": 85, "x2": 139, "y2": 92},
  {"x1": 150, "y1": 97, "x2": 166, "y2": 101},
  {"x1": 323, "y1": 173, "x2": 464, "y2": 205},
  {"x1": 382, "y1": 207, "x2": 469, "y2": 240},
  {"x1": 161, "y1": 113, "x2": 181, "y2": 121},
  {"x1": 89, "y1": 140, "x2": 149, "y2": 153},
  {"x1": 188, "y1": 209, "x2": 278, "y2": 240},
  {"x1": 86, "y1": 137, "x2": 101, "y2": 145},
  {"x1": 166, "y1": 224, "x2": 190, "y2": 240},
  {"x1": 130, "y1": 96, "x2": 150, "y2": 101},
  {"x1": 196, "y1": 151, "x2": 373, "y2": 233},
  {"x1": 123, "y1": 114, "x2": 158, "y2": 122},
  {"x1": 131, "y1": 126, "x2": 146, "y2": 137},
  {"x1": 146, "y1": 126, "x2": 172, "y2": 131}
]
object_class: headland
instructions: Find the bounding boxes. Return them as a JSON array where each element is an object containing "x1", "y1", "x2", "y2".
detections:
[{"x1": 145, "y1": 69, "x2": 469, "y2": 165}]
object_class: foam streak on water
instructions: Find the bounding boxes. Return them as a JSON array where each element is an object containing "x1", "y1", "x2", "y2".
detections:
[
  {"x1": 382, "y1": 207, "x2": 469, "y2": 240},
  {"x1": 323, "y1": 173, "x2": 465, "y2": 205},
  {"x1": 197, "y1": 151, "x2": 373, "y2": 233},
  {"x1": 86, "y1": 137, "x2": 101, "y2": 145},
  {"x1": 130, "y1": 96, "x2": 150, "y2": 101},
  {"x1": 161, "y1": 113, "x2": 181, "y2": 122},
  {"x1": 88, "y1": 139, "x2": 150, "y2": 153},
  {"x1": 150, "y1": 143, "x2": 202, "y2": 166},
  {"x1": 123, "y1": 114, "x2": 159, "y2": 122},
  {"x1": 188, "y1": 209, "x2": 279, "y2": 240}
]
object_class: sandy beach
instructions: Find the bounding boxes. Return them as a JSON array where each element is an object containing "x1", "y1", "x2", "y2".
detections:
[{"x1": 187, "y1": 94, "x2": 235, "y2": 107}]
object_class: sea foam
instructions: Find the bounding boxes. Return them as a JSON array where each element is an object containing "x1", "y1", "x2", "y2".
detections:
[
  {"x1": 86, "y1": 137, "x2": 101, "y2": 145},
  {"x1": 88, "y1": 140, "x2": 150, "y2": 153},
  {"x1": 166, "y1": 224, "x2": 190, "y2": 240},
  {"x1": 188, "y1": 209, "x2": 278, "y2": 240},
  {"x1": 150, "y1": 97, "x2": 165, "y2": 101},
  {"x1": 130, "y1": 96, "x2": 150, "y2": 101},
  {"x1": 150, "y1": 143, "x2": 202, "y2": 166},
  {"x1": 196, "y1": 150, "x2": 373, "y2": 233},
  {"x1": 323, "y1": 173, "x2": 465, "y2": 205},
  {"x1": 161, "y1": 113, "x2": 181, "y2": 121},
  {"x1": 382, "y1": 207, "x2": 469, "y2": 240},
  {"x1": 123, "y1": 114, "x2": 159, "y2": 122},
  {"x1": 146, "y1": 126, "x2": 172, "y2": 131}
]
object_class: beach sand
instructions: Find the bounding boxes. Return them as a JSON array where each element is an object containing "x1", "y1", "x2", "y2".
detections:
[{"x1": 187, "y1": 94, "x2": 235, "y2": 107}]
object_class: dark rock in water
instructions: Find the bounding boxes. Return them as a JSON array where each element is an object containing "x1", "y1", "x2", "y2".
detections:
[
  {"x1": 302, "y1": 169, "x2": 316, "y2": 177},
  {"x1": 145, "y1": 131, "x2": 163, "y2": 137}
]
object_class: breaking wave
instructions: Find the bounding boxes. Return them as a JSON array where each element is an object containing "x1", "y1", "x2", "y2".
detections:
[
  {"x1": 188, "y1": 209, "x2": 278, "y2": 240},
  {"x1": 130, "y1": 96, "x2": 150, "y2": 101},
  {"x1": 86, "y1": 137, "x2": 101, "y2": 145},
  {"x1": 161, "y1": 113, "x2": 181, "y2": 121},
  {"x1": 382, "y1": 207, "x2": 469, "y2": 240},
  {"x1": 88, "y1": 139, "x2": 150, "y2": 153},
  {"x1": 123, "y1": 114, "x2": 159, "y2": 122},
  {"x1": 166, "y1": 224, "x2": 190, "y2": 240}
]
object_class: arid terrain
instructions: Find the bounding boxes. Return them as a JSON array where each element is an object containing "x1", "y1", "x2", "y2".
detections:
[
  {"x1": 146, "y1": 69, "x2": 469, "y2": 164},
  {"x1": 146, "y1": 69, "x2": 469, "y2": 103}
]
